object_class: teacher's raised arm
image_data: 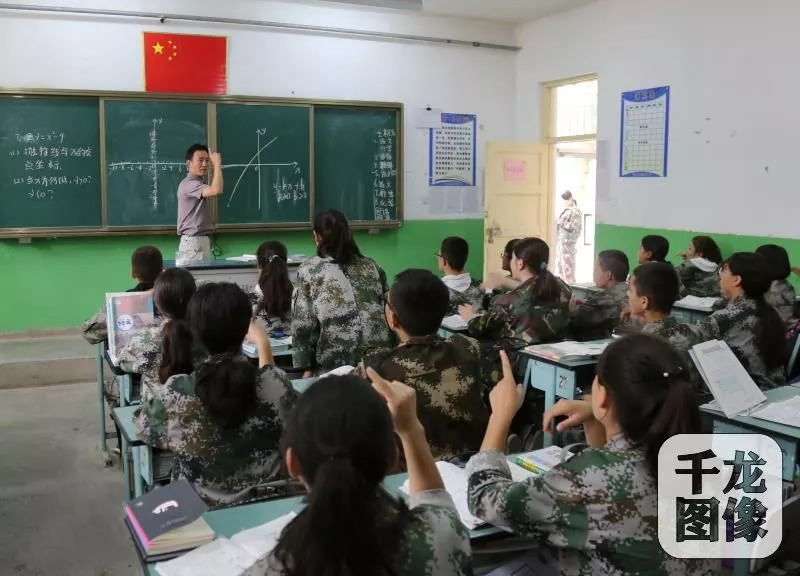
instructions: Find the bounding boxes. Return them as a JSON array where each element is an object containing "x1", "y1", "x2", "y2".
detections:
[{"x1": 176, "y1": 144, "x2": 223, "y2": 262}]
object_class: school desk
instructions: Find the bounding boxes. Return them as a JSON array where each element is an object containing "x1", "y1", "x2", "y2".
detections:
[
  {"x1": 112, "y1": 404, "x2": 145, "y2": 501},
  {"x1": 700, "y1": 385, "x2": 800, "y2": 484},
  {"x1": 163, "y1": 258, "x2": 302, "y2": 288},
  {"x1": 569, "y1": 282, "x2": 712, "y2": 324},
  {"x1": 521, "y1": 345, "x2": 604, "y2": 447},
  {"x1": 97, "y1": 342, "x2": 137, "y2": 468}
]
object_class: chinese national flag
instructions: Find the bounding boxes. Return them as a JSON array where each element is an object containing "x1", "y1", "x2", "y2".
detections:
[{"x1": 144, "y1": 32, "x2": 227, "y2": 95}]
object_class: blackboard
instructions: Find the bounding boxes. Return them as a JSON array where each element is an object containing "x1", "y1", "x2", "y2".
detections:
[
  {"x1": 216, "y1": 103, "x2": 310, "y2": 226},
  {"x1": 104, "y1": 100, "x2": 208, "y2": 227},
  {"x1": 314, "y1": 106, "x2": 399, "y2": 223},
  {"x1": 0, "y1": 97, "x2": 102, "y2": 229}
]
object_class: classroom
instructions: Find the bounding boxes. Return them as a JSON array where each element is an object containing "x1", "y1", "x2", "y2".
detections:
[{"x1": 2, "y1": 0, "x2": 800, "y2": 575}]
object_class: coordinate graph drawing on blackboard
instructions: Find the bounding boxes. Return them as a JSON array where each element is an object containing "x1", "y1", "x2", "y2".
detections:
[
  {"x1": 216, "y1": 103, "x2": 310, "y2": 226},
  {"x1": 620, "y1": 86, "x2": 670, "y2": 178}
]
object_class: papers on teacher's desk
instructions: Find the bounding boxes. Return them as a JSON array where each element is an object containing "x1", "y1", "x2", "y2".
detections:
[
  {"x1": 156, "y1": 513, "x2": 296, "y2": 576},
  {"x1": 692, "y1": 340, "x2": 767, "y2": 418},
  {"x1": 441, "y1": 315, "x2": 469, "y2": 331},
  {"x1": 399, "y1": 461, "x2": 534, "y2": 530},
  {"x1": 226, "y1": 254, "x2": 257, "y2": 263}
]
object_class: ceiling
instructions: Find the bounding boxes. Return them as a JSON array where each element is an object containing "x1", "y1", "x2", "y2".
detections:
[
  {"x1": 312, "y1": 0, "x2": 599, "y2": 23},
  {"x1": 423, "y1": 0, "x2": 598, "y2": 23}
]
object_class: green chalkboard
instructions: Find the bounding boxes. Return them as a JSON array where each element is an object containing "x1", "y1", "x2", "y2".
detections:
[
  {"x1": 314, "y1": 106, "x2": 399, "y2": 223},
  {"x1": 216, "y1": 103, "x2": 310, "y2": 226},
  {"x1": 104, "y1": 100, "x2": 208, "y2": 227},
  {"x1": 0, "y1": 97, "x2": 102, "y2": 229}
]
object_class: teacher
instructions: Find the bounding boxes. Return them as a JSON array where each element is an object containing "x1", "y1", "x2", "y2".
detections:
[{"x1": 177, "y1": 143, "x2": 223, "y2": 262}]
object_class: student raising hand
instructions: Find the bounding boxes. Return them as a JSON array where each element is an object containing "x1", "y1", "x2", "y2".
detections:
[
  {"x1": 481, "y1": 351, "x2": 525, "y2": 452},
  {"x1": 367, "y1": 367, "x2": 419, "y2": 436}
]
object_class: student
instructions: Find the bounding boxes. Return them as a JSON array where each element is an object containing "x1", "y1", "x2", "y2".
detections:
[
  {"x1": 756, "y1": 244, "x2": 796, "y2": 330},
  {"x1": 264, "y1": 372, "x2": 471, "y2": 576},
  {"x1": 677, "y1": 236, "x2": 722, "y2": 297},
  {"x1": 637, "y1": 234, "x2": 670, "y2": 264},
  {"x1": 249, "y1": 240, "x2": 293, "y2": 334},
  {"x1": 459, "y1": 237, "x2": 571, "y2": 347},
  {"x1": 685, "y1": 252, "x2": 787, "y2": 389},
  {"x1": 139, "y1": 282, "x2": 298, "y2": 506},
  {"x1": 292, "y1": 210, "x2": 393, "y2": 375},
  {"x1": 436, "y1": 236, "x2": 483, "y2": 314},
  {"x1": 81, "y1": 246, "x2": 163, "y2": 344},
  {"x1": 358, "y1": 269, "x2": 487, "y2": 462},
  {"x1": 466, "y1": 338, "x2": 719, "y2": 575},
  {"x1": 568, "y1": 249, "x2": 630, "y2": 341},
  {"x1": 501, "y1": 239, "x2": 520, "y2": 273},
  {"x1": 482, "y1": 239, "x2": 522, "y2": 295},
  {"x1": 117, "y1": 267, "x2": 197, "y2": 406}
]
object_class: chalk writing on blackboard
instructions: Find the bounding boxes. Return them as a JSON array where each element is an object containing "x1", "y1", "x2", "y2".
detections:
[{"x1": 372, "y1": 128, "x2": 396, "y2": 221}]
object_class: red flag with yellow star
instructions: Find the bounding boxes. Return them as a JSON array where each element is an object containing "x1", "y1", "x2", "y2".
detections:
[{"x1": 144, "y1": 32, "x2": 227, "y2": 94}]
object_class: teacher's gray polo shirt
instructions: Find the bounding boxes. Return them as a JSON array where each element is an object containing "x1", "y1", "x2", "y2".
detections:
[{"x1": 177, "y1": 174, "x2": 213, "y2": 236}]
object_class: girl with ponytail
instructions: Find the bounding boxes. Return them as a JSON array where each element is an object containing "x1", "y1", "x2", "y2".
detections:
[
  {"x1": 250, "y1": 241, "x2": 293, "y2": 333},
  {"x1": 685, "y1": 252, "x2": 787, "y2": 389},
  {"x1": 153, "y1": 282, "x2": 298, "y2": 506},
  {"x1": 466, "y1": 335, "x2": 718, "y2": 575},
  {"x1": 266, "y1": 371, "x2": 471, "y2": 576}
]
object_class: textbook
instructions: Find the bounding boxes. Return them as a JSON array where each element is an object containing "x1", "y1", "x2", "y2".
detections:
[
  {"x1": 105, "y1": 291, "x2": 156, "y2": 365},
  {"x1": 524, "y1": 340, "x2": 611, "y2": 361},
  {"x1": 691, "y1": 340, "x2": 767, "y2": 418},
  {"x1": 156, "y1": 512, "x2": 297, "y2": 576},
  {"x1": 675, "y1": 295, "x2": 719, "y2": 312},
  {"x1": 512, "y1": 445, "x2": 574, "y2": 475},
  {"x1": 241, "y1": 337, "x2": 292, "y2": 358},
  {"x1": 124, "y1": 479, "x2": 214, "y2": 560}
]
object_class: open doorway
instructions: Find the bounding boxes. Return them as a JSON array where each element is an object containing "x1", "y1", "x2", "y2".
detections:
[{"x1": 543, "y1": 76, "x2": 598, "y2": 284}]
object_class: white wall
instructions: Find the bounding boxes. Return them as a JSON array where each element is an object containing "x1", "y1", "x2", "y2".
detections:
[
  {"x1": 0, "y1": 0, "x2": 518, "y2": 220},
  {"x1": 516, "y1": 0, "x2": 800, "y2": 239}
]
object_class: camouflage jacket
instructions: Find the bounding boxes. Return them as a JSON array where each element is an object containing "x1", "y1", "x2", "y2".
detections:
[
  {"x1": 676, "y1": 259, "x2": 720, "y2": 298},
  {"x1": 466, "y1": 439, "x2": 720, "y2": 576},
  {"x1": 117, "y1": 321, "x2": 164, "y2": 404},
  {"x1": 467, "y1": 276, "x2": 571, "y2": 347},
  {"x1": 765, "y1": 279, "x2": 796, "y2": 330},
  {"x1": 138, "y1": 363, "x2": 298, "y2": 506},
  {"x1": 557, "y1": 204, "x2": 583, "y2": 246},
  {"x1": 260, "y1": 490, "x2": 471, "y2": 576},
  {"x1": 292, "y1": 256, "x2": 394, "y2": 374},
  {"x1": 359, "y1": 334, "x2": 488, "y2": 461},
  {"x1": 568, "y1": 282, "x2": 628, "y2": 341},
  {"x1": 247, "y1": 286, "x2": 292, "y2": 334},
  {"x1": 686, "y1": 296, "x2": 787, "y2": 389},
  {"x1": 80, "y1": 283, "x2": 155, "y2": 345},
  {"x1": 446, "y1": 279, "x2": 485, "y2": 316},
  {"x1": 641, "y1": 317, "x2": 707, "y2": 395}
]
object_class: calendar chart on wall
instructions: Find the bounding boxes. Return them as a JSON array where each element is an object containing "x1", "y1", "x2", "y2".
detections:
[{"x1": 619, "y1": 86, "x2": 670, "y2": 178}]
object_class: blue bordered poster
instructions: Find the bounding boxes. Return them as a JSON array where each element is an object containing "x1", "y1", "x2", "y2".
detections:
[
  {"x1": 429, "y1": 113, "x2": 477, "y2": 186},
  {"x1": 620, "y1": 86, "x2": 670, "y2": 178}
]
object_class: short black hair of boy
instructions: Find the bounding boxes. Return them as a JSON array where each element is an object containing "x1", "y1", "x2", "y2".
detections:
[
  {"x1": 641, "y1": 235, "x2": 670, "y2": 262},
  {"x1": 598, "y1": 249, "x2": 630, "y2": 282},
  {"x1": 132, "y1": 246, "x2": 164, "y2": 284},
  {"x1": 755, "y1": 244, "x2": 791, "y2": 281},
  {"x1": 185, "y1": 143, "x2": 209, "y2": 161},
  {"x1": 439, "y1": 237, "x2": 469, "y2": 272},
  {"x1": 632, "y1": 262, "x2": 679, "y2": 313},
  {"x1": 389, "y1": 269, "x2": 449, "y2": 337}
]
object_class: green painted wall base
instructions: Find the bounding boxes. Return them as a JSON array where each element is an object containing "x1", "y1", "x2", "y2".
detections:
[
  {"x1": 596, "y1": 223, "x2": 800, "y2": 288},
  {"x1": 1, "y1": 219, "x2": 483, "y2": 333}
]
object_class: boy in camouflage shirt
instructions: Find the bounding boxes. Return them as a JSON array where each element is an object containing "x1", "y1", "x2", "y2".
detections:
[
  {"x1": 569, "y1": 249, "x2": 629, "y2": 341},
  {"x1": 358, "y1": 269, "x2": 487, "y2": 462},
  {"x1": 436, "y1": 236, "x2": 484, "y2": 315}
]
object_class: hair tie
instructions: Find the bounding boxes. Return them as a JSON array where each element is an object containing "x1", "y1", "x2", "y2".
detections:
[
  {"x1": 540, "y1": 262, "x2": 548, "y2": 271},
  {"x1": 662, "y1": 365, "x2": 685, "y2": 381}
]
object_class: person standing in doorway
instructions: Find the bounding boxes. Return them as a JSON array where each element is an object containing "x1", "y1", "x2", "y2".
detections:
[
  {"x1": 556, "y1": 190, "x2": 582, "y2": 284},
  {"x1": 177, "y1": 144, "x2": 224, "y2": 262}
]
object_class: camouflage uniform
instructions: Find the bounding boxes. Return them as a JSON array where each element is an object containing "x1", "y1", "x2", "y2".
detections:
[
  {"x1": 261, "y1": 490, "x2": 471, "y2": 576},
  {"x1": 466, "y1": 439, "x2": 720, "y2": 576},
  {"x1": 359, "y1": 334, "x2": 488, "y2": 461},
  {"x1": 139, "y1": 363, "x2": 298, "y2": 506},
  {"x1": 685, "y1": 297, "x2": 787, "y2": 389},
  {"x1": 556, "y1": 203, "x2": 582, "y2": 284},
  {"x1": 468, "y1": 276, "x2": 571, "y2": 347},
  {"x1": 641, "y1": 317, "x2": 708, "y2": 395},
  {"x1": 292, "y1": 256, "x2": 393, "y2": 374},
  {"x1": 765, "y1": 279, "x2": 796, "y2": 330},
  {"x1": 676, "y1": 260, "x2": 720, "y2": 298},
  {"x1": 568, "y1": 282, "x2": 628, "y2": 341},
  {"x1": 247, "y1": 287, "x2": 292, "y2": 334},
  {"x1": 446, "y1": 279, "x2": 485, "y2": 316},
  {"x1": 117, "y1": 322, "x2": 164, "y2": 403}
]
